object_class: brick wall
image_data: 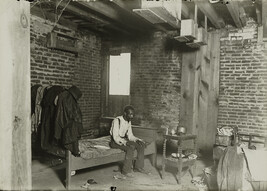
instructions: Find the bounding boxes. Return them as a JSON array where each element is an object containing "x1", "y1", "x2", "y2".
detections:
[
  {"x1": 218, "y1": 19, "x2": 267, "y2": 136},
  {"x1": 30, "y1": 15, "x2": 102, "y2": 135},
  {"x1": 131, "y1": 32, "x2": 182, "y2": 132}
]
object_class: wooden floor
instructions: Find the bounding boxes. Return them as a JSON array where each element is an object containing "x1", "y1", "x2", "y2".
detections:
[{"x1": 32, "y1": 151, "x2": 213, "y2": 191}]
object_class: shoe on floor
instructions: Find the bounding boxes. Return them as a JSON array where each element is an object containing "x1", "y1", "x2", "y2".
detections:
[
  {"x1": 122, "y1": 172, "x2": 135, "y2": 178},
  {"x1": 113, "y1": 174, "x2": 126, "y2": 180},
  {"x1": 134, "y1": 168, "x2": 151, "y2": 175}
]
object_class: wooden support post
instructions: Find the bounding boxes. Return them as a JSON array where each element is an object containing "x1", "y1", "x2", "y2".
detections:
[
  {"x1": 255, "y1": 5, "x2": 261, "y2": 25},
  {"x1": 194, "y1": 4, "x2": 198, "y2": 24},
  {"x1": 197, "y1": 31, "x2": 220, "y2": 152},
  {"x1": 226, "y1": 0, "x2": 242, "y2": 28},
  {"x1": 182, "y1": 2, "x2": 193, "y2": 19},
  {"x1": 0, "y1": 0, "x2": 31, "y2": 190},
  {"x1": 207, "y1": 31, "x2": 220, "y2": 150},
  {"x1": 66, "y1": 150, "x2": 72, "y2": 190},
  {"x1": 263, "y1": 0, "x2": 267, "y2": 39},
  {"x1": 194, "y1": 1, "x2": 225, "y2": 29},
  {"x1": 197, "y1": 42, "x2": 209, "y2": 151},
  {"x1": 180, "y1": 31, "x2": 220, "y2": 152},
  {"x1": 205, "y1": 16, "x2": 207, "y2": 31},
  {"x1": 258, "y1": 26, "x2": 263, "y2": 43},
  {"x1": 180, "y1": 50, "x2": 200, "y2": 135},
  {"x1": 239, "y1": 7, "x2": 247, "y2": 27}
]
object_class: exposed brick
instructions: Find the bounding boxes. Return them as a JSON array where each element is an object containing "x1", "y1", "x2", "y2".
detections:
[
  {"x1": 129, "y1": 32, "x2": 182, "y2": 131},
  {"x1": 30, "y1": 15, "x2": 101, "y2": 134},
  {"x1": 218, "y1": 20, "x2": 267, "y2": 136}
]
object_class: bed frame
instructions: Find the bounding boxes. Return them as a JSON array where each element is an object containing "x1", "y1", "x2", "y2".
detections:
[{"x1": 65, "y1": 125, "x2": 158, "y2": 189}]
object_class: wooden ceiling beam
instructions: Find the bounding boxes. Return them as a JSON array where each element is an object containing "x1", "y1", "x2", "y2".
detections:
[
  {"x1": 77, "y1": 1, "x2": 153, "y2": 34},
  {"x1": 110, "y1": 0, "x2": 141, "y2": 11},
  {"x1": 182, "y1": 2, "x2": 194, "y2": 19},
  {"x1": 57, "y1": 1, "x2": 132, "y2": 36},
  {"x1": 63, "y1": 15, "x2": 76, "y2": 19},
  {"x1": 226, "y1": 0, "x2": 243, "y2": 28},
  {"x1": 239, "y1": 7, "x2": 247, "y2": 26},
  {"x1": 58, "y1": 1, "x2": 107, "y2": 24},
  {"x1": 71, "y1": 19, "x2": 84, "y2": 23},
  {"x1": 255, "y1": 5, "x2": 261, "y2": 25},
  {"x1": 78, "y1": 25, "x2": 111, "y2": 37},
  {"x1": 110, "y1": 0, "x2": 168, "y2": 31},
  {"x1": 193, "y1": 1, "x2": 225, "y2": 29}
]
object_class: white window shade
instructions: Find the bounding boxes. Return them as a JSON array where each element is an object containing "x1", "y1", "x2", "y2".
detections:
[{"x1": 109, "y1": 53, "x2": 131, "y2": 95}]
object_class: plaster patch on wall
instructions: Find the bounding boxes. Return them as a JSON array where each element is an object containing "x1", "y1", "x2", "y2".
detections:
[
  {"x1": 220, "y1": 21, "x2": 257, "y2": 41},
  {"x1": 221, "y1": 30, "x2": 257, "y2": 41}
]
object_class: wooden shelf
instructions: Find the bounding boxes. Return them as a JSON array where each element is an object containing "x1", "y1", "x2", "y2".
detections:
[
  {"x1": 133, "y1": 7, "x2": 180, "y2": 29},
  {"x1": 163, "y1": 157, "x2": 196, "y2": 167},
  {"x1": 164, "y1": 134, "x2": 197, "y2": 141},
  {"x1": 46, "y1": 31, "x2": 81, "y2": 55}
]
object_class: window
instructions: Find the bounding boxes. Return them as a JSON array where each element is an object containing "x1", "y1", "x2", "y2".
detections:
[{"x1": 109, "y1": 53, "x2": 131, "y2": 95}]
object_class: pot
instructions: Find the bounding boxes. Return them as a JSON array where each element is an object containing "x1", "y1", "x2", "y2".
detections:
[{"x1": 177, "y1": 126, "x2": 186, "y2": 134}]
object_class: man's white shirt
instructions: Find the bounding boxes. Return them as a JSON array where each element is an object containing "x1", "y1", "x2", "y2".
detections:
[{"x1": 110, "y1": 116, "x2": 139, "y2": 145}]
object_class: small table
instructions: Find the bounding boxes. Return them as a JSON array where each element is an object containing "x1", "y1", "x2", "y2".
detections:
[{"x1": 162, "y1": 134, "x2": 197, "y2": 183}]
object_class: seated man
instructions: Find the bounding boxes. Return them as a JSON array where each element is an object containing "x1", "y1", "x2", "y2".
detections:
[{"x1": 110, "y1": 105, "x2": 149, "y2": 177}]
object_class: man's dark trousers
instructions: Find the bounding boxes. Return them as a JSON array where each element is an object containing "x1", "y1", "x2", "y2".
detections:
[{"x1": 110, "y1": 138, "x2": 145, "y2": 174}]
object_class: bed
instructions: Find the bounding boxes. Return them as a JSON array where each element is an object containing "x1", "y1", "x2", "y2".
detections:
[{"x1": 65, "y1": 119, "x2": 158, "y2": 189}]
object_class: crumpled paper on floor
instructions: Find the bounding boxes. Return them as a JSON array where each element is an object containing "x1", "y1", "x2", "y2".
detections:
[{"x1": 191, "y1": 176, "x2": 208, "y2": 191}]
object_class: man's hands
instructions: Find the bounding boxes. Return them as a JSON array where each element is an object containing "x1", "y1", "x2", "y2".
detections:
[
  {"x1": 119, "y1": 138, "x2": 147, "y2": 147},
  {"x1": 136, "y1": 139, "x2": 147, "y2": 147},
  {"x1": 119, "y1": 139, "x2": 127, "y2": 146}
]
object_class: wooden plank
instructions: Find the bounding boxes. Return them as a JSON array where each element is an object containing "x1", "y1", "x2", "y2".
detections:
[
  {"x1": 66, "y1": 151, "x2": 72, "y2": 190},
  {"x1": 182, "y1": 2, "x2": 194, "y2": 19},
  {"x1": 0, "y1": 0, "x2": 31, "y2": 190},
  {"x1": 239, "y1": 7, "x2": 247, "y2": 27},
  {"x1": 0, "y1": 2, "x2": 13, "y2": 188},
  {"x1": 263, "y1": 0, "x2": 267, "y2": 39},
  {"x1": 226, "y1": 0, "x2": 242, "y2": 28},
  {"x1": 133, "y1": 7, "x2": 180, "y2": 29},
  {"x1": 206, "y1": 31, "x2": 220, "y2": 152},
  {"x1": 258, "y1": 26, "x2": 263, "y2": 43},
  {"x1": 196, "y1": 31, "x2": 220, "y2": 152},
  {"x1": 77, "y1": 1, "x2": 154, "y2": 34},
  {"x1": 255, "y1": 4, "x2": 261, "y2": 25},
  {"x1": 109, "y1": 0, "x2": 168, "y2": 32},
  {"x1": 164, "y1": 134, "x2": 197, "y2": 141},
  {"x1": 197, "y1": 41, "x2": 209, "y2": 151},
  {"x1": 57, "y1": 1, "x2": 132, "y2": 36},
  {"x1": 194, "y1": 1, "x2": 225, "y2": 29},
  {"x1": 180, "y1": 49, "x2": 200, "y2": 135},
  {"x1": 192, "y1": 49, "x2": 201, "y2": 137},
  {"x1": 71, "y1": 19, "x2": 85, "y2": 23},
  {"x1": 111, "y1": 0, "x2": 141, "y2": 11}
]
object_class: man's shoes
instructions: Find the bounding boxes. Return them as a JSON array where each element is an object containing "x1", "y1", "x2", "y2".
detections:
[{"x1": 134, "y1": 168, "x2": 151, "y2": 175}]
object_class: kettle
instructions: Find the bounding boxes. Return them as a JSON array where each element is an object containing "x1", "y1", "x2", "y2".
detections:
[{"x1": 177, "y1": 126, "x2": 186, "y2": 135}]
